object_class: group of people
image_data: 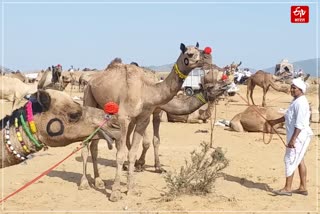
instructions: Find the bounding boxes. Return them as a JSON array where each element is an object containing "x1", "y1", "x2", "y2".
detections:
[{"x1": 233, "y1": 68, "x2": 252, "y2": 84}]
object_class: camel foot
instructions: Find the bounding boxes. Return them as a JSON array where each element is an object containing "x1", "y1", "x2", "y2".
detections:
[
  {"x1": 79, "y1": 177, "x2": 90, "y2": 190},
  {"x1": 122, "y1": 164, "x2": 128, "y2": 171},
  {"x1": 94, "y1": 177, "x2": 105, "y2": 189},
  {"x1": 155, "y1": 166, "x2": 166, "y2": 173},
  {"x1": 134, "y1": 160, "x2": 145, "y2": 172},
  {"x1": 109, "y1": 190, "x2": 122, "y2": 202}
]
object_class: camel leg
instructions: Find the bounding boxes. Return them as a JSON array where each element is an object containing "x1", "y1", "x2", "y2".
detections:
[
  {"x1": 249, "y1": 84, "x2": 256, "y2": 106},
  {"x1": 90, "y1": 140, "x2": 105, "y2": 189},
  {"x1": 79, "y1": 143, "x2": 91, "y2": 190},
  {"x1": 135, "y1": 128, "x2": 151, "y2": 172},
  {"x1": 110, "y1": 116, "x2": 129, "y2": 202},
  {"x1": 127, "y1": 115, "x2": 151, "y2": 195},
  {"x1": 151, "y1": 110, "x2": 166, "y2": 173},
  {"x1": 229, "y1": 115, "x2": 244, "y2": 132},
  {"x1": 262, "y1": 86, "x2": 270, "y2": 107},
  {"x1": 122, "y1": 121, "x2": 135, "y2": 171}
]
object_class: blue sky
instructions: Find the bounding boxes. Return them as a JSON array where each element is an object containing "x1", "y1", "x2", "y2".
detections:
[{"x1": 1, "y1": 0, "x2": 318, "y2": 71}]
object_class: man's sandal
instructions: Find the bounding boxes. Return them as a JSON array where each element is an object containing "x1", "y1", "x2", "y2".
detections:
[
  {"x1": 292, "y1": 189, "x2": 308, "y2": 196},
  {"x1": 272, "y1": 190, "x2": 292, "y2": 196}
]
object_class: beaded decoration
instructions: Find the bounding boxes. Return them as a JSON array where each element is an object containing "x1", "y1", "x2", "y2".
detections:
[
  {"x1": 26, "y1": 101, "x2": 37, "y2": 134},
  {"x1": 14, "y1": 117, "x2": 30, "y2": 153},
  {"x1": 4, "y1": 120, "x2": 27, "y2": 161},
  {"x1": 20, "y1": 114, "x2": 42, "y2": 149}
]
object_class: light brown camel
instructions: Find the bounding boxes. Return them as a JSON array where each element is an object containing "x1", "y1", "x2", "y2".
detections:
[
  {"x1": 246, "y1": 70, "x2": 290, "y2": 107},
  {"x1": 229, "y1": 105, "x2": 285, "y2": 133},
  {"x1": 5, "y1": 72, "x2": 29, "y2": 83},
  {"x1": 37, "y1": 70, "x2": 71, "y2": 90},
  {"x1": 0, "y1": 76, "x2": 38, "y2": 110},
  {"x1": 82, "y1": 43, "x2": 206, "y2": 201},
  {"x1": 133, "y1": 82, "x2": 228, "y2": 172},
  {"x1": 0, "y1": 89, "x2": 120, "y2": 168}
]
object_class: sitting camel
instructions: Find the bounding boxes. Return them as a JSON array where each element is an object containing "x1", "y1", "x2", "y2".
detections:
[
  {"x1": 82, "y1": 43, "x2": 207, "y2": 201},
  {"x1": 0, "y1": 89, "x2": 120, "y2": 168},
  {"x1": 229, "y1": 105, "x2": 285, "y2": 133},
  {"x1": 247, "y1": 70, "x2": 290, "y2": 107},
  {"x1": 0, "y1": 76, "x2": 38, "y2": 110}
]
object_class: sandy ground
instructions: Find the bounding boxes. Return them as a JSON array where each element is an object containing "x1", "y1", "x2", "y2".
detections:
[{"x1": 0, "y1": 83, "x2": 319, "y2": 214}]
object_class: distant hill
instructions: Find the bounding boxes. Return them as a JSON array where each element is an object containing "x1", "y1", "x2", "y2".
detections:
[
  {"x1": 146, "y1": 58, "x2": 319, "y2": 77},
  {"x1": 263, "y1": 58, "x2": 319, "y2": 77},
  {"x1": 0, "y1": 65, "x2": 15, "y2": 73}
]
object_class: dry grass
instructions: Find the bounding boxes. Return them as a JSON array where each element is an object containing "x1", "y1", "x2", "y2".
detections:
[{"x1": 163, "y1": 142, "x2": 229, "y2": 201}]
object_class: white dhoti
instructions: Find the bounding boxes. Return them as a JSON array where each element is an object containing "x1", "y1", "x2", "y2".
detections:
[{"x1": 284, "y1": 136, "x2": 311, "y2": 177}]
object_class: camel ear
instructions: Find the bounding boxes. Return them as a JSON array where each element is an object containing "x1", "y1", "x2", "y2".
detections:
[
  {"x1": 196, "y1": 42, "x2": 199, "y2": 48},
  {"x1": 37, "y1": 90, "x2": 51, "y2": 111},
  {"x1": 180, "y1": 43, "x2": 186, "y2": 54}
]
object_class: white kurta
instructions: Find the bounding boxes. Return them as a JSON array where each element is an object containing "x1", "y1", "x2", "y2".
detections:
[{"x1": 284, "y1": 95, "x2": 313, "y2": 176}]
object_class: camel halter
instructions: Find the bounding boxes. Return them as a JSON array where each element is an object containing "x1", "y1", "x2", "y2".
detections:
[
  {"x1": 195, "y1": 93, "x2": 206, "y2": 104},
  {"x1": 174, "y1": 64, "x2": 187, "y2": 79}
]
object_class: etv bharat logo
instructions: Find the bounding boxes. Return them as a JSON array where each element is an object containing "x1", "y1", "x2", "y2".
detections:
[{"x1": 291, "y1": 6, "x2": 309, "y2": 23}]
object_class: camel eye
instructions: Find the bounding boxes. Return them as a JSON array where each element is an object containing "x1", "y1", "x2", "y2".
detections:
[
  {"x1": 187, "y1": 53, "x2": 194, "y2": 58},
  {"x1": 68, "y1": 112, "x2": 82, "y2": 122}
]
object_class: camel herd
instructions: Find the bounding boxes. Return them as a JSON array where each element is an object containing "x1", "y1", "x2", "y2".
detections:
[{"x1": 0, "y1": 43, "x2": 317, "y2": 202}]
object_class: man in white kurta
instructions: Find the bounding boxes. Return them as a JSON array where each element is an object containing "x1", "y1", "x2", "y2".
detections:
[{"x1": 269, "y1": 78, "x2": 313, "y2": 196}]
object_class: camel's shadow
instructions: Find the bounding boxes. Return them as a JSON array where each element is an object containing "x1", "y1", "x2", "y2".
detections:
[
  {"x1": 74, "y1": 156, "x2": 117, "y2": 167},
  {"x1": 222, "y1": 173, "x2": 273, "y2": 192},
  {"x1": 47, "y1": 170, "x2": 126, "y2": 197}
]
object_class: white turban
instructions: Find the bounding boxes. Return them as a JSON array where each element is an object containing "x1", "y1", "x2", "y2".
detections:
[{"x1": 292, "y1": 78, "x2": 306, "y2": 93}]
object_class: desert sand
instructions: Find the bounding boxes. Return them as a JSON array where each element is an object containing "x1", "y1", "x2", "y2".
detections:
[{"x1": 0, "y1": 82, "x2": 319, "y2": 214}]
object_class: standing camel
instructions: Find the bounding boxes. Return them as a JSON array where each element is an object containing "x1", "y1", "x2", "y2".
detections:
[
  {"x1": 246, "y1": 70, "x2": 290, "y2": 107},
  {"x1": 133, "y1": 82, "x2": 228, "y2": 172},
  {"x1": 82, "y1": 43, "x2": 206, "y2": 201}
]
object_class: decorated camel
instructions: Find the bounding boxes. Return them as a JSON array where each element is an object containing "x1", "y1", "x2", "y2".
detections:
[
  {"x1": 82, "y1": 43, "x2": 207, "y2": 201},
  {"x1": 0, "y1": 76, "x2": 38, "y2": 110},
  {"x1": 133, "y1": 81, "x2": 228, "y2": 172},
  {"x1": 0, "y1": 89, "x2": 120, "y2": 168},
  {"x1": 229, "y1": 105, "x2": 285, "y2": 133},
  {"x1": 246, "y1": 70, "x2": 290, "y2": 107}
]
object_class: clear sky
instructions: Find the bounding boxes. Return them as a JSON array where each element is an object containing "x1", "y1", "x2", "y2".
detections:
[{"x1": 1, "y1": 0, "x2": 318, "y2": 72}]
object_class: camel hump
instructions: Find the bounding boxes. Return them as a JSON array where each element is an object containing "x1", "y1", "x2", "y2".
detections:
[{"x1": 105, "y1": 58, "x2": 122, "y2": 70}]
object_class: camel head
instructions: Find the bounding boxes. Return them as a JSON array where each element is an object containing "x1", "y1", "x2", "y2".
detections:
[
  {"x1": 1, "y1": 89, "x2": 120, "y2": 149},
  {"x1": 202, "y1": 81, "x2": 229, "y2": 102},
  {"x1": 176, "y1": 42, "x2": 208, "y2": 75},
  {"x1": 31, "y1": 89, "x2": 120, "y2": 147}
]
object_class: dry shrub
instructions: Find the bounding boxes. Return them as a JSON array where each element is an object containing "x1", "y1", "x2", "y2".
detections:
[{"x1": 163, "y1": 142, "x2": 229, "y2": 201}]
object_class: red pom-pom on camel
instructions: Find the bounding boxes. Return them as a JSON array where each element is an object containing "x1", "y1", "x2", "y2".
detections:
[
  {"x1": 104, "y1": 102, "x2": 119, "y2": 115},
  {"x1": 204, "y1": 47, "x2": 212, "y2": 54}
]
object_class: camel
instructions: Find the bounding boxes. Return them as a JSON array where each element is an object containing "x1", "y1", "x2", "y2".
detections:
[
  {"x1": 229, "y1": 105, "x2": 285, "y2": 133},
  {"x1": 0, "y1": 89, "x2": 120, "y2": 168},
  {"x1": 78, "y1": 71, "x2": 96, "y2": 92},
  {"x1": 82, "y1": 43, "x2": 207, "y2": 201},
  {"x1": 37, "y1": 70, "x2": 71, "y2": 90},
  {"x1": 166, "y1": 102, "x2": 213, "y2": 123},
  {"x1": 0, "y1": 76, "x2": 38, "y2": 110},
  {"x1": 133, "y1": 82, "x2": 228, "y2": 172},
  {"x1": 5, "y1": 72, "x2": 29, "y2": 83},
  {"x1": 246, "y1": 70, "x2": 290, "y2": 107}
]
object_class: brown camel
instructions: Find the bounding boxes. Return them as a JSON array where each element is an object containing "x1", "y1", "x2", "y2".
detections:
[
  {"x1": 0, "y1": 76, "x2": 38, "y2": 110},
  {"x1": 246, "y1": 70, "x2": 290, "y2": 107},
  {"x1": 229, "y1": 106, "x2": 285, "y2": 133},
  {"x1": 133, "y1": 82, "x2": 228, "y2": 172},
  {"x1": 82, "y1": 43, "x2": 206, "y2": 201},
  {"x1": 0, "y1": 89, "x2": 120, "y2": 168}
]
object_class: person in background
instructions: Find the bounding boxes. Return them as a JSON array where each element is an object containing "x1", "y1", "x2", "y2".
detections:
[{"x1": 268, "y1": 78, "x2": 313, "y2": 196}]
